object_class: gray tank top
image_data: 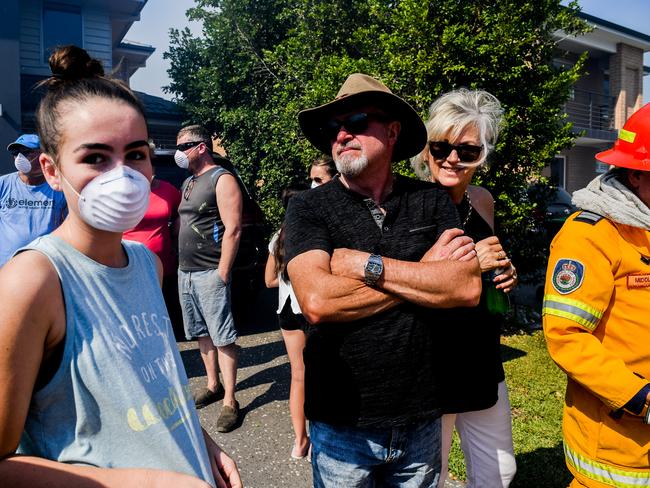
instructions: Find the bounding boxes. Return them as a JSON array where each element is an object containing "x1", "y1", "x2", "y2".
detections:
[
  {"x1": 178, "y1": 166, "x2": 229, "y2": 271},
  {"x1": 18, "y1": 235, "x2": 215, "y2": 486}
]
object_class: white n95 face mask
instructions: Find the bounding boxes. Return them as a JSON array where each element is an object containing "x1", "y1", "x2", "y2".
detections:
[
  {"x1": 174, "y1": 150, "x2": 190, "y2": 169},
  {"x1": 174, "y1": 144, "x2": 200, "y2": 169},
  {"x1": 60, "y1": 165, "x2": 150, "y2": 233},
  {"x1": 310, "y1": 180, "x2": 319, "y2": 189},
  {"x1": 15, "y1": 153, "x2": 36, "y2": 174}
]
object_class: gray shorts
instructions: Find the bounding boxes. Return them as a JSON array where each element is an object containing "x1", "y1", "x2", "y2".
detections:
[{"x1": 178, "y1": 268, "x2": 237, "y2": 346}]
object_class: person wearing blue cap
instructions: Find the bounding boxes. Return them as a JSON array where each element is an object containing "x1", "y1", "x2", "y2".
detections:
[{"x1": 1, "y1": 133, "x2": 67, "y2": 266}]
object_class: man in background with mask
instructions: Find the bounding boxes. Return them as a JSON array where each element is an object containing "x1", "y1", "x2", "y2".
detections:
[
  {"x1": 175, "y1": 125, "x2": 243, "y2": 433},
  {"x1": 0, "y1": 134, "x2": 66, "y2": 267}
]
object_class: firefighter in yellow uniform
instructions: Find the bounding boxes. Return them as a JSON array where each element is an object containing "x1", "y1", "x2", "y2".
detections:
[{"x1": 543, "y1": 103, "x2": 650, "y2": 488}]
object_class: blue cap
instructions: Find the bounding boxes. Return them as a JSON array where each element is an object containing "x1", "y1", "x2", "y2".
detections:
[{"x1": 7, "y1": 134, "x2": 40, "y2": 152}]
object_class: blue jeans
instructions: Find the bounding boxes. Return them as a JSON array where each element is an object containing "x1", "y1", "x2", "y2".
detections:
[
  {"x1": 178, "y1": 268, "x2": 236, "y2": 346},
  {"x1": 310, "y1": 417, "x2": 441, "y2": 488}
]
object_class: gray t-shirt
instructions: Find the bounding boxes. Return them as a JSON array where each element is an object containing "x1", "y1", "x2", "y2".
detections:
[{"x1": 18, "y1": 235, "x2": 215, "y2": 486}]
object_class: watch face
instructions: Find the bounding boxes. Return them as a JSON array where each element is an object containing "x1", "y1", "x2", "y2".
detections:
[{"x1": 365, "y1": 254, "x2": 383, "y2": 285}]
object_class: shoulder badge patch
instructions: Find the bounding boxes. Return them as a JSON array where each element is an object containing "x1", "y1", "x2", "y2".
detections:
[
  {"x1": 573, "y1": 211, "x2": 603, "y2": 225},
  {"x1": 552, "y1": 259, "x2": 585, "y2": 294}
]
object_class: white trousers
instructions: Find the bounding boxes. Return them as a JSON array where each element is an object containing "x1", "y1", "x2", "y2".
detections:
[{"x1": 438, "y1": 381, "x2": 516, "y2": 488}]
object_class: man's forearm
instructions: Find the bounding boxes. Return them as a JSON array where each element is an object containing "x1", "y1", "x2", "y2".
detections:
[
  {"x1": 331, "y1": 248, "x2": 481, "y2": 308},
  {"x1": 218, "y1": 228, "x2": 241, "y2": 280},
  {"x1": 296, "y1": 273, "x2": 402, "y2": 324},
  {"x1": 380, "y1": 257, "x2": 481, "y2": 308},
  {"x1": 288, "y1": 250, "x2": 402, "y2": 324}
]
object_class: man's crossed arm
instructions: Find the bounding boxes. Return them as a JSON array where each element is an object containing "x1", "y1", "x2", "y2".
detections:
[{"x1": 287, "y1": 228, "x2": 482, "y2": 324}]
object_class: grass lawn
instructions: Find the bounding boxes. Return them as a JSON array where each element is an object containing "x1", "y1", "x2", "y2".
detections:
[{"x1": 448, "y1": 330, "x2": 573, "y2": 487}]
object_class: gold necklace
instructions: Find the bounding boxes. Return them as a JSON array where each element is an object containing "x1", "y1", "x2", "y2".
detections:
[{"x1": 462, "y1": 190, "x2": 473, "y2": 229}]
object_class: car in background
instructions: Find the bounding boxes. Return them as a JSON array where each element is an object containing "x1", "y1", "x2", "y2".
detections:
[
  {"x1": 153, "y1": 149, "x2": 269, "y2": 323},
  {"x1": 528, "y1": 183, "x2": 578, "y2": 242},
  {"x1": 527, "y1": 183, "x2": 578, "y2": 303}
]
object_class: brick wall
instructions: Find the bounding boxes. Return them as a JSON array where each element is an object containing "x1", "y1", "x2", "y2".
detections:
[{"x1": 609, "y1": 43, "x2": 644, "y2": 128}]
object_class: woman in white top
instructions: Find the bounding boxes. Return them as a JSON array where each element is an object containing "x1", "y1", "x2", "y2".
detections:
[{"x1": 265, "y1": 185, "x2": 310, "y2": 460}]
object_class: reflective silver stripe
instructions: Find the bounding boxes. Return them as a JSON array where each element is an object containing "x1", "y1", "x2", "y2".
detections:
[
  {"x1": 575, "y1": 211, "x2": 602, "y2": 223},
  {"x1": 565, "y1": 443, "x2": 650, "y2": 487},
  {"x1": 543, "y1": 296, "x2": 601, "y2": 330}
]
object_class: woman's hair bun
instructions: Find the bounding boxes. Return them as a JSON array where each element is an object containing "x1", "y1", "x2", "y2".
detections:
[{"x1": 47, "y1": 45, "x2": 105, "y2": 85}]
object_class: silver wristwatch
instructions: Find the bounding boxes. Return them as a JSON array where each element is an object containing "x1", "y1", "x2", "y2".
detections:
[{"x1": 364, "y1": 254, "x2": 384, "y2": 287}]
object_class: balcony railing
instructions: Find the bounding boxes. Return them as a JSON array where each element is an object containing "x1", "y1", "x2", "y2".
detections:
[{"x1": 564, "y1": 88, "x2": 616, "y2": 133}]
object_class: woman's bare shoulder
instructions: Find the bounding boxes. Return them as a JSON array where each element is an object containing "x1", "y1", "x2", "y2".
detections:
[
  {"x1": 0, "y1": 250, "x2": 63, "y2": 338},
  {"x1": 1, "y1": 249, "x2": 59, "y2": 291},
  {"x1": 468, "y1": 185, "x2": 495, "y2": 230},
  {"x1": 468, "y1": 185, "x2": 493, "y2": 201}
]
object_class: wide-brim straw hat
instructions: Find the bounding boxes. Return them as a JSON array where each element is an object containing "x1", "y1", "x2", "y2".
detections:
[{"x1": 298, "y1": 73, "x2": 427, "y2": 162}]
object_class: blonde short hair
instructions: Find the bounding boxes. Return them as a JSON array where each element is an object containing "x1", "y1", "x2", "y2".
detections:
[{"x1": 411, "y1": 88, "x2": 503, "y2": 180}]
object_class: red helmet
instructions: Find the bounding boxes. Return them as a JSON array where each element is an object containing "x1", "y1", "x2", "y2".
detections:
[{"x1": 596, "y1": 103, "x2": 650, "y2": 170}]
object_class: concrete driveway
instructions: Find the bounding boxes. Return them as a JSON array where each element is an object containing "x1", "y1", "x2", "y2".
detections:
[{"x1": 180, "y1": 288, "x2": 312, "y2": 487}]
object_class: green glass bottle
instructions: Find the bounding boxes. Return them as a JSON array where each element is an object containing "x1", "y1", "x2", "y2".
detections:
[{"x1": 483, "y1": 268, "x2": 510, "y2": 315}]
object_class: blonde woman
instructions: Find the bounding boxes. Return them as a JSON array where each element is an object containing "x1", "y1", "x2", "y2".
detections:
[{"x1": 412, "y1": 88, "x2": 517, "y2": 488}]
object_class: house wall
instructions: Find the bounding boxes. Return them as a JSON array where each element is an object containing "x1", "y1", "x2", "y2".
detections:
[
  {"x1": 0, "y1": 0, "x2": 22, "y2": 174},
  {"x1": 609, "y1": 43, "x2": 644, "y2": 128},
  {"x1": 560, "y1": 42, "x2": 645, "y2": 193},
  {"x1": 20, "y1": 0, "x2": 113, "y2": 77},
  {"x1": 561, "y1": 145, "x2": 605, "y2": 193},
  {"x1": 1, "y1": 0, "x2": 156, "y2": 177}
]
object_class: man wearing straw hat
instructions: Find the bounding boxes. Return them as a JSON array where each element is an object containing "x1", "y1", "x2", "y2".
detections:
[{"x1": 284, "y1": 73, "x2": 482, "y2": 487}]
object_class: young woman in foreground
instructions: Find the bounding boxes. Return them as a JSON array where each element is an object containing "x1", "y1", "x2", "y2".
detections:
[{"x1": 0, "y1": 45, "x2": 241, "y2": 488}]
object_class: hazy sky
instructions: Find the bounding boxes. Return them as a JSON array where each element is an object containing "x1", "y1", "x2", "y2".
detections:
[
  {"x1": 126, "y1": 0, "x2": 650, "y2": 101},
  {"x1": 125, "y1": 0, "x2": 201, "y2": 99}
]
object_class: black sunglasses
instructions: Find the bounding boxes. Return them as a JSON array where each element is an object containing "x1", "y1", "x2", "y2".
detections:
[
  {"x1": 176, "y1": 141, "x2": 204, "y2": 152},
  {"x1": 428, "y1": 141, "x2": 483, "y2": 163},
  {"x1": 183, "y1": 177, "x2": 196, "y2": 200},
  {"x1": 10, "y1": 149, "x2": 38, "y2": 157},
  {"x1": 322, "y1": 112, "x2": 391, "y2": 140}
]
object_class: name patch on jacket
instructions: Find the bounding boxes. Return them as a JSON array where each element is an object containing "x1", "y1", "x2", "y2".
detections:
[
  {"x1": 552, "y1": 259, "x2": 585, "y2": 294},
  {"x1": 628, "y1": 274, "x2": 650, "y2": 288}
]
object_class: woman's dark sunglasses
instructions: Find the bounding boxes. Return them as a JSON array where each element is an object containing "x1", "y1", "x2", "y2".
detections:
[
  {"x1": 176, "y1": 141, "x2": 204, "y2": 152},
  {"x1": 428, "y1": 141, "x2": 483, "y2": 163},
  {"x1": 322, "y1": 112, "x2": 391, "y2": 140}
]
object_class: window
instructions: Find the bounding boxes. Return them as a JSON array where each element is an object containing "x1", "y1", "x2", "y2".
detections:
[
  {"x1": 603, "y1": 70, "x2": 610, "y2": 98},
  {"x1": 550, "y1": 156, "x2": 566, "y2": 188},
  {"x1": 43, "y1": 3, "x2": 82, "y2": 62}
]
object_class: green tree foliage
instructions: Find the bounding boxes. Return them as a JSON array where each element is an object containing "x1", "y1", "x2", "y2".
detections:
[{"x1": 165, "y1": 0, "x2": 589, "y2": 272}]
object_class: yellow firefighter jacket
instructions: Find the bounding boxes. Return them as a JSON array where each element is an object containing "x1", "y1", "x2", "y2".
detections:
[{"x1": 543, "y1": 211, "x2": 650, "y2": 488}]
